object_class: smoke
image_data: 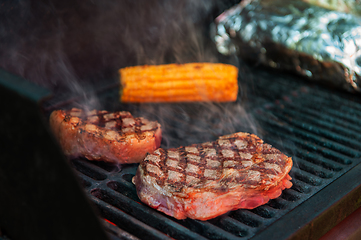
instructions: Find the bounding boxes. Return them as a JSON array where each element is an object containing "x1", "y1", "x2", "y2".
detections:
[
  {"x1": 0, "y1": 0, "x2": 239, "y2": 108},
  {"x1": 0, "y1": 0, "x2": 238, "y2": 91},
  {"x1": 131, "y1": 92, "x2": 261, "y2": 149},
  {"x1": 0, "y1": 0, "x2": 262, "y2": 144}
]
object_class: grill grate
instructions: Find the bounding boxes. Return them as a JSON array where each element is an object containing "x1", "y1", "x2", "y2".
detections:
[{"x1": 49, "y1": 69, "x2": 361, "y2": 240}]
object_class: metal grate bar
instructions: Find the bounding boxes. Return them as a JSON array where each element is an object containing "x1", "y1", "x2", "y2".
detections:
[
  {"x1": 257, "y1": 110, "x2": 361, "y2": 157},
  {"x1": 289, "y1": 178, "x2": 313, "y2": 194},
  {"x1": 258, "y1": 118, "x2": 354, "y2": 165},
  {"x1": 91, "y1": 187, "x2": 208, "y2": 240},
  {"x1": 214, "y1": 216, "x2": 258, "y2": 239},
  {"x1": 102, "y1": 219, "x2": 140, "y2": 240},
  {"x1": 283, "y1": 104, "x2": 361, "y2": 134},
  {"x1": 271, "y1": 108, "x2": 361, "y2": 150},
  {"x1": 289, "y1": 97, "x2": 361, "y2": 127},
  {"x1": 178, "y1": 219, "x2": 246, "y2": 240},
  {"x1": 293, "y1": 157, "x2": 335, "y2": 179},
  {"x1": 228, "y1": 211, "x2": 268, "y2": 230},
  {"x1": 304, "y1": 90, "x2": 361, "y2": 111},
  {"x1": 282, "y1": 102, "x2": 361, "y2": 136},
  {"x1": 71, "y1": 159, "x2": 108, "y2": 180},
  {"x1": 90, "y1": 196, "x2": 173, "y2": 240},
  {"x1": 289, "y1": 168, "x2": 324, "y2": 186}
]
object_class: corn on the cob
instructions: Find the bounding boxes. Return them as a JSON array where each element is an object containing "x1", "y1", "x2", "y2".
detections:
[{"x1": 119, "y1": 63, "x2": 239, "y2": 103}]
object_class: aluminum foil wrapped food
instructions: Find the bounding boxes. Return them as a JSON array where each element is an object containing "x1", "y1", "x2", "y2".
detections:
[{"x1": 212, "y1": 0, "x2": 361, "y2": 92}]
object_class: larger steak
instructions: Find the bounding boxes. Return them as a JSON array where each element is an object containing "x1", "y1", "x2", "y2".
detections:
[{"x1": 133, "y1": 132, "x2": 293, "y2": 220}]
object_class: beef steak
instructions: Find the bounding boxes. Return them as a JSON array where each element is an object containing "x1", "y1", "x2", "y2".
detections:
[
  {"x1": 133, "y1": 132, "x2": 293, "y2": 220},
  {"x1": 49, "y1": 108, "x2": 162, "y2": 164}
]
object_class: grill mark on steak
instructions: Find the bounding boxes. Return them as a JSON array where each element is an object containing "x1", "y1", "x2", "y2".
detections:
[
  {"x1": 97, "y1": 112, "x2": 106, "y2": 127},
  {"x1": 167, "y1": 146, "x2": 185, "y2": 192},
  {"x1": 134, "y1": 132, "x2": 293, "y2": 220},
  {"x1": 159, "y1": 149, "x2": 168, "y2": 187},
  {"x1": 50, "y1": 108, "x2": 162, "y2": 164},
  {"x1": 133, "y1": 133, "x2": 292, "y2": 220},
  {"x1": 64, "y1": 109, "x2": 158, "y2": 139},
  {"x1": 145, "y1": 137, "x2": 286, "y2": 191},
  {"x1": 141, "y1": 132, "x2": 292, "y2": 195},
  {"x1": 134, "y1": 118, "x2": 141, "y2": 132}
]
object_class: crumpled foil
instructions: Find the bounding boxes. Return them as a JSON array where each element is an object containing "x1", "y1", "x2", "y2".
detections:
[{"x1": 212, "y1": 0, "x2": 361, "y2": 92}]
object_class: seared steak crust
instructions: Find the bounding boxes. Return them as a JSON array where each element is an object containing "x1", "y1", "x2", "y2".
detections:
[
  {"x1": 49, "y1": 108, "x2": 162, "y2": 164},
  {"x1": 133, "y1": 132, "x2": 292, "y2": 220}
]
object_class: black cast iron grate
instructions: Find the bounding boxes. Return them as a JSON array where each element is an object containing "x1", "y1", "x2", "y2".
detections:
[{"x1": 45, "y1": 69, "x2": 361, "y2": 240}]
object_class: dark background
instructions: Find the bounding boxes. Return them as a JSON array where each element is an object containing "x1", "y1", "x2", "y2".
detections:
[{"x1": 0, "y1": 0, "x2": 240, "y2": 93}]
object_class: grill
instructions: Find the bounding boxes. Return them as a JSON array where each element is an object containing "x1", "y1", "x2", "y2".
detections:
[
  {"x1": 2, "y1": 0, "x2": 361, "y2": 239},
  {"x1": 1, "y1": 65, "x2": 357, "y2": 240}
]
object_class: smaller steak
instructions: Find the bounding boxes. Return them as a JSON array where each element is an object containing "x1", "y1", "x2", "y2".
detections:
[
  {"x1": 49, "y1": 108, "x2": 162, "y2": 164},
  {"x1": 133, "y1": 132, "x2": 293, "y2": 220}
]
